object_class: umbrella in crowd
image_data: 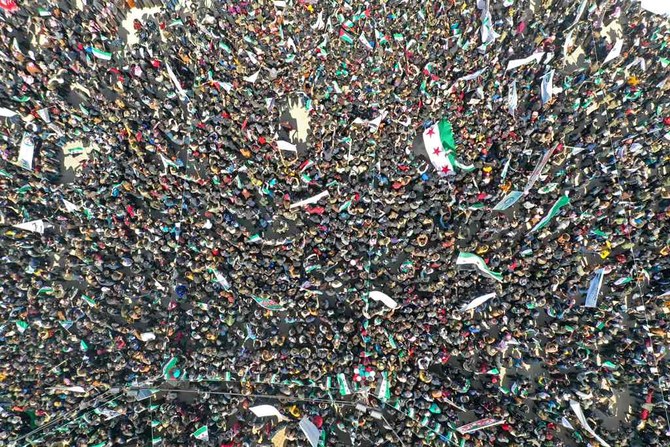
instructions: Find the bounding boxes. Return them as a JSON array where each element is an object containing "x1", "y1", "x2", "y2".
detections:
[{"x1": 1, "y1": 0, "x2": 670, "y2": 446}]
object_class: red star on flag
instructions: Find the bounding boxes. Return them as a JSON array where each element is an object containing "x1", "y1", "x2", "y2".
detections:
[
  {"x1": 433, "y1": 147, "x2": 441, "y2": 155},
  {"x1": 441, "y1": 166, "x2": 451, "y2": 174},
  {"x1": 426, "y1": 127, "x2": 435, "y2": 137}
]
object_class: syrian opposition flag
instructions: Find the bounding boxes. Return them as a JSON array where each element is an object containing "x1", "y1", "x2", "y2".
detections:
[
  {"x1": 377, "y1": 372, "x2": 391, "y2": 402},
  {"x1": 82, "y1": 295, "x2": 96, "y2": 307},
  {"x1": 251, "y1": 295, "x2": 285, "y2": 311},
  {"x1": 91, "y1": 47, "x2": 112, "y2": 61},
  {"x1": 16, "y1": 321, "x2": 29, "y2": 333},
  {"x1": 456, "y1": 252, "x2": 503, "y2": 282},
  {"x1": 531, "y1": 195, "x2": 570, "y2": 233},
  {"x1": 422, "y1": 120, "x2": 474, "y2": 176},
  {"x1": 192, "y1": 426, "x2": 209, "y2": 441},
  {"x1": 337, "y1": 373, "x2": 352, "y2": 396}
]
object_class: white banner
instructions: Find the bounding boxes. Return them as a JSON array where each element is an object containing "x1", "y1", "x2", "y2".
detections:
[
  {"x1": 62, "y1": 199, "x2": 80, "y2": 212},
  {"x1": 289, "y1": 191, "x2": 329, "y2": 208},
  {"x1": 369, "y1": 291, "x2": 399, "y2": 309},
  {"x1": 603, "y1": 39, "x2": 624, "y2": 65},
  {"x1": 17, "y1": 132, "x2": 35, "y2": 170},
  {"x1": 457, "y1": 418, "x2": 505, "y2": 434},
  {"x1": 461, "y1": 292, "x2": 496, "y2": 312},
  {"x1": 299, "y1": 416, "x2": 321, "y2": 447},
  {"x1": 506, "y1": 52, "x2": 545, "y2": 71},
  {"x1": 541, "y1": 70, "x2": 555, "y2": 104},
  {"x1": 492, "y1": 190, "x2": 523, "y2": 211},
  {"x1": 250, "y1": 405, "x2": 289, "y2": 421},
  {"x1": 276, "y1": 140, "x2": 298, "y2": 153},
  {"x1": 524, "y1": 145, "x2": 556, "y2": 193},
  {"x1": 570, "y1": 0, "x2": 588, "y2": 28},
  {"x1": 585, "y1": 269, "x2": 605, "y2": 308},
  {"x1": 0, "y1": 107, "x2": 18, "y2": 117},
  {"x1": 13, "y1": 219, "x2": 46, "y2": 234},
  {"x1": 165, "y1": 63, "x2": 187, "y2": 100},
  {"x1": 640, "y1": 0, "x2": 670, "y2": 16},
  {"x1": 569, "y1": 400, "x2": 612, "y2": 447},
  {"x1": 508, "y1": 80, "x2": 517, "y2": 115}
]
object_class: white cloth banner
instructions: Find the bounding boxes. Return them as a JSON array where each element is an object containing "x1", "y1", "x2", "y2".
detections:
[
  {"x1": 458, "y1": 68, "x2": 487, "y2": 82},
  {"x1": 541, "y1": 70, "x2": 554, "y2": 104},
  {"x1": 524, "y1": 146, "x2": 556, "y2": 193},
  {"x1": 640, "y1": 0, "x2": 670, "y2": 16},
  {"x1": 457, "y1": 418, "x2": 505, "y2": 434},
  {"x1": 63, "y1": 199, "x2": 80, "y2": 212},
  {"x1": 13, "y1": 219, "x2": 46, "y2": 234},
  {"x1": 37, "y1": 108, "x2": 51, "y2": 123},
  {"x1": 276, "y1": 140, "x2": 298, "y2": 152},
  {"x1": 352, "y1": 110, "x2": 388, "y2": 133},
  {"x1": 508, "y1": 80, "x2": 517, "y2": 115},
  {"x1": 478, "y1": 0, "x2": 499, "y2": 50},
  {"x1": 493, "y1": 190, "x2": 523, "y2": 211},
  {"x1": 299, "y1": 416, "x2": 321, "y2": 447},
  {"x1": 569, "y1": 400, "x2": 612, "y2": 447},
  {"x1": 290, "y1": 191, "x2": 330, "y2": 208},
  {"x1": 52, "y1": 386, "x2": 87, "y2": 393},
  {"x1": 243, "y1": 70, "x2": 260, "y2": 83},
  {"x1": 461, "y1": 292, "x2": 496, "y2": 312},
  {"x1": 312, "y1": 11, "x2": 325, "y2": 30},
  {"x1": 506, "y1": 52, "x2": 545, "y2": 71},
  {"x1": 139, "y1": 332, "x2": 156, "y2": 342},
  {"x1": 570, "y1": 0, "x2": 588, "y2": 28},
  {"x1": 585, "y1": 269, "x2": 605, "y2": 308},
  {"x1": 0, "y1": 107, "x2": 18, "y2": 117},
  {"x1": 95, "y1": 407, "x2": 122, "y2": 421},
  {"x1": 211, "y1": 269, "x2": 231, "y2": 290},
  {"x1": 369, "y1": 291, "x2": 399, "y2": 309},
  {"x1": 603, "y1": 39, "x2": 624, "y2": 65},
  {"x1": 249, "y1": 405, "x2": 289, "y2": 421},
  {"x1": 17, "y1": 132, "x2": 35, "y2": 170},
  {"x1": 165, "y1": 63, "x2": 187, "y2": 100}
]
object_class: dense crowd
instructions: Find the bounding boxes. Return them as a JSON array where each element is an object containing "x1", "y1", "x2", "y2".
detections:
[{"x1": 1, "y1": 0, "x2": 669, "y2": 446}]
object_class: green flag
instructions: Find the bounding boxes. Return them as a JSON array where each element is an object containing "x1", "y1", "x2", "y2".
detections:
[
  {"x1": 339, "y1": 200, "x2": 352, "y2": 212},
  {"x1": 162, "y1": 357, "x2": 179, "y2": 380},
  {"x1": 531, "y1": 195, "x2": 570, "y2": 233}
]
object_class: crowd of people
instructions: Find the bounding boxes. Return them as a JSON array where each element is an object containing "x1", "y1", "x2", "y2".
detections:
[{"x1": 1, "y1": 0, "x2": 669, "y2": 446}]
